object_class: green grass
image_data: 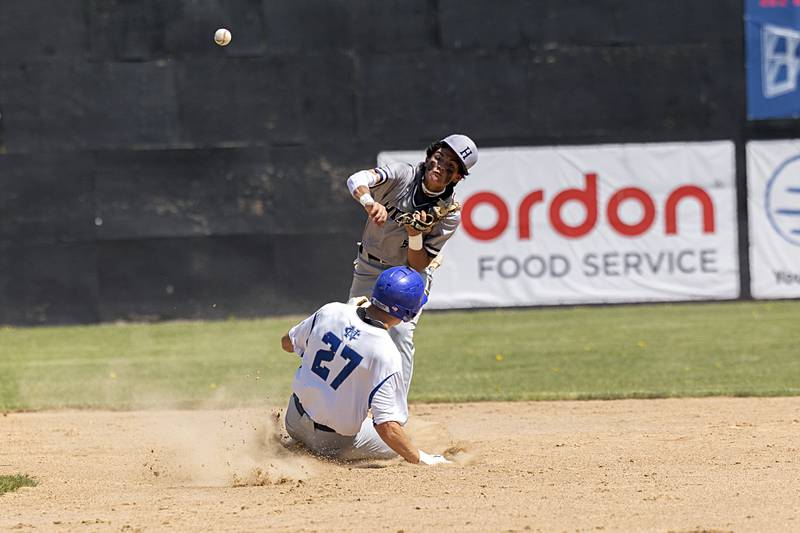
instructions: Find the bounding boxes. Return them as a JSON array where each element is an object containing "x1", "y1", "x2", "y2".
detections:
[
  {"x1": 0, "y1": 317, "x2": 298, "y2": 410},
  {"x1": 0, "y1": 301, "x2": 798, "y2": 410},
  {"x1": 0, "y1": 475, "x2": 37, "y2": 495},
  {"x1": 413, "y1": 300, "x2": 800, "y2": 402}
]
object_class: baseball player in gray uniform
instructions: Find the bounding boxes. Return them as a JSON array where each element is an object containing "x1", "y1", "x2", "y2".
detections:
[
  {"x1": 346, "y1": 134, "x2": 478, "y2": 395},
  {"x1": 281, "y1": 266, "x2": 449, "y2": 465}
]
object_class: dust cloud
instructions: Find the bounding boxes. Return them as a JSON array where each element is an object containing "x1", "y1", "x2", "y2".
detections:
[{"x1": 142, "y1": 396, "x2": 315, "y2": 487}]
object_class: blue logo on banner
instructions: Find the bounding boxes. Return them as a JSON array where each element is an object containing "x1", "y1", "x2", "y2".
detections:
[
  {"x1": 766, "y1": 154, "x2": 800, "y2": 246},
  {"x1": 746, "y1": 1, "x2": 800, "y2": 119}
]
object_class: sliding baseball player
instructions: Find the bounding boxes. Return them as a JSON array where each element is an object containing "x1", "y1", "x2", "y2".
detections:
[{"x1": 281, "y1": 266, "x2": 449, "y2": 464}]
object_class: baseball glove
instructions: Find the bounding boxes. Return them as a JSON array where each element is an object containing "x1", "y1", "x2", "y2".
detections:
[{"x1": 395, "y1": 200, "x2": 461, "y2": 233}]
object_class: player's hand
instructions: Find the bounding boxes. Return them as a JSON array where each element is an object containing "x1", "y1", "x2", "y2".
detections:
[
  {"x1": 364, "y1": 201, "x2": 387, "y2": 226},
  {"x1": 347, "y1": 296, "x2": 370, "y2": 308},
  {"x1": 418, "y1": 449, "x2": 451, "y2": 466},
  {"x1": 404, "y1": 211, "x2": 427, "y2": 236}
]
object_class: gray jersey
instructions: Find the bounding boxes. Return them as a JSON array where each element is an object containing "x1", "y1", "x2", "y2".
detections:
[{"x1": 361, "y1": 162, "x2": 460, "y2": 266}]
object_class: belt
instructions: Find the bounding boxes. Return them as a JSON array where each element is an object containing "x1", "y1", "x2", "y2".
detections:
[
  {"x1": 358, "y1": 243, "x2": 389, "y2": 265},
  {"x1": 292, "y1": 394, "x2": 336, "y2": 433}
]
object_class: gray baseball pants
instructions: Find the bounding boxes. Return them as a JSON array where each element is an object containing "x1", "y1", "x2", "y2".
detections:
[
  {"x1": 347, "y1": 254, "x2": 429, "y2": 396},
  {"x1": 284, "y1": 394, "x2": 396, "y2": 460}
]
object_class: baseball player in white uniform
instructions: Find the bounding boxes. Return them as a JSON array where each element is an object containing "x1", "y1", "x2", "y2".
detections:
[
  {"x1": 346, "y1": 134, "x2": 479, "y2": 395},
  {"x1": 281, "y1": 266, "x2": 449, "y2": 465}
]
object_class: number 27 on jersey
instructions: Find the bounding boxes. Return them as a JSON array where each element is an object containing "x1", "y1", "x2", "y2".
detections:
[{"x1": 311, "y1": 331, "x2": 363, "y2": 390}]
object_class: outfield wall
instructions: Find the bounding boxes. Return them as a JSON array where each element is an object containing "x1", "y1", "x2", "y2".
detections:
[{"x1": 0, "y1": 1, "x2": 797, "y2": 325}]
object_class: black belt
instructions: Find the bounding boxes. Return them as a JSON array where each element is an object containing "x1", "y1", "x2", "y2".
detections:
[
  {"x1": 292, "y1": 394, "x2": 336, "y2": 433},
  {"x1": 358, "y1": 243, "x2": 388, "y2": 265}
]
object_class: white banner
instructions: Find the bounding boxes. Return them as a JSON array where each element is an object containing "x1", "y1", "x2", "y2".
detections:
[
  {"x1": 379, "y1": 141, "x2": 739, "y2": 308},
  {"x1": 747, "y1": 140, "x2": 800, "y2": 299}
]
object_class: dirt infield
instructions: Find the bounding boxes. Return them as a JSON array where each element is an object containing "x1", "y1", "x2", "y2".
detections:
[{"x1": 1, "y1": 397, "x2": 799, "y2": 532}]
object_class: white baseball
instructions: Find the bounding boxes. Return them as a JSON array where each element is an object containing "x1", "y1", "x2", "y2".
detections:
[{"x1": 214, "y1": 28, "x2": 232, "y2": 46}]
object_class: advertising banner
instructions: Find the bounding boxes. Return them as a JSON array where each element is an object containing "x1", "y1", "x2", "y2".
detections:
[
  {"x1": 747, "y1": 140, "x2": 800, "y2": 299},
  {"x1": 379, "y1": 141, "x2": 739, "y2": 309},
  {"x1": 745, "y1": 1, "x2": 800, "y2": 119}
]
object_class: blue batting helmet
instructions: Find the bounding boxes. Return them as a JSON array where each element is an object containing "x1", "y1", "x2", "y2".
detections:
[{"x1": 370, "y1": 266, "x2": 428, "y2": 322}]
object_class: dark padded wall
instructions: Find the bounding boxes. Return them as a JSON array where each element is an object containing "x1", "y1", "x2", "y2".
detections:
[{"x1": 0, "y1": 0, "x2": 779, "y2": 325}]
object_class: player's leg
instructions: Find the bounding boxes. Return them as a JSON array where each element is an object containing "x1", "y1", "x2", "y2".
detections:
[
  {"x1": 350, "y1": 257, "x2": 425, "y2": 393},
  {"x1": 338, "y1": 417, "x2": 398, "y2": 461},
  {"x1": 347, "y1": 257, "x2": 381, "y2": 302},
  {"x1": 389, "y1": 310, "x2": 420, "y2": 396},
  {"x1": 391, "y1": 270, "x2": 432, "y2": 393},
  {"x1": 283, "y1": 395, "x2": 314, "y2": 446},
  {"x1": 287, "y1": 397, "x2": 394, "y2": 460},
  {"x1": 284, "y1": 396, "x2": 354, "y2": 457}
]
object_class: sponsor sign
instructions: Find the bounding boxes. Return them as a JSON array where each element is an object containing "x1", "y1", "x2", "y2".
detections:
[
  {"x1": 379, "y1": 142, "x2": 739, "y2": 309},
  {"x1": 745, "y1": 0, "x2": 800, "y2": 119},
  {"x1": 747, "y1": 140, "x2": 800, "y2": 298}
]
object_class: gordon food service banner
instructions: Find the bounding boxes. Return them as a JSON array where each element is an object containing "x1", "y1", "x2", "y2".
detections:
[
  {"x1": 379, "y1": 141, "x2": 739, "y2": 309},
  {"x1": 747, "y1": 140, "x2": 800, "y2": 299}
]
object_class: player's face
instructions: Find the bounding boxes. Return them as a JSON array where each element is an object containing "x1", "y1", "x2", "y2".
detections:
[{"x1": 424, "y1": 148, "x2": 462, "y2": 192}]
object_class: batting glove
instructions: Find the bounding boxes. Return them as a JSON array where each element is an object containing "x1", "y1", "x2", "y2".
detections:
[{"x1": 418, "y1": 450, "x2": 451, "y2": 465}]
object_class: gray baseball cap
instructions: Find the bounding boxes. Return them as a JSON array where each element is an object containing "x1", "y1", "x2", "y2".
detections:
[{"x1": 441, "y1": 134, "x2": 478, "y2": 175}]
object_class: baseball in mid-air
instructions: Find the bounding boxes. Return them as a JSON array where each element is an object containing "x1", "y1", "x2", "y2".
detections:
[{"x1": 214, "y1": 28, "x2": 232, "y2": 46}]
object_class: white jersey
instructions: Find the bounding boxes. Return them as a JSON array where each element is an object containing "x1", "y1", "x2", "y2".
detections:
[{"x1": 288, "y1": 302, "x2": 408, "y2": 436}]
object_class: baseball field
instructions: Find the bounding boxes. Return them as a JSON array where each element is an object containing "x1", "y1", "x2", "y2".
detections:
[{"x1": 1, "y1": 300, "x2": 799, "y2": 532}]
